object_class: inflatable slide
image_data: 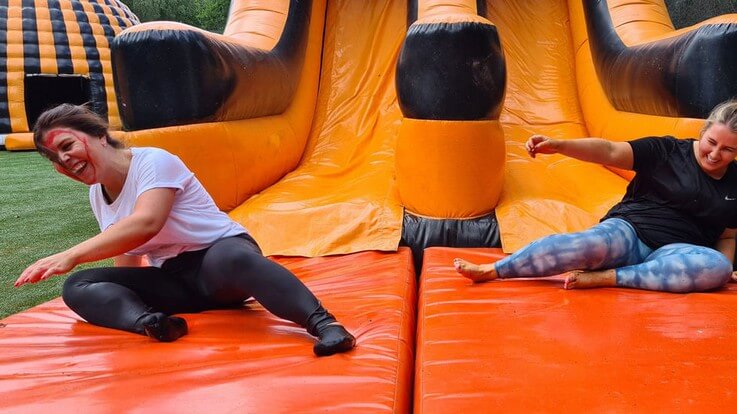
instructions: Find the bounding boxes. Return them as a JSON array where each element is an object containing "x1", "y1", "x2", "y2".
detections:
[{"x1": 3, "y1": 0, "x2": 737, "y2": 411}]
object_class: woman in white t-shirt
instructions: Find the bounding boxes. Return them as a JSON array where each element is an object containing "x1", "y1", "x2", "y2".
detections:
[{"x1": 15, "y1": 104, "x2": 355, "y2": 356}]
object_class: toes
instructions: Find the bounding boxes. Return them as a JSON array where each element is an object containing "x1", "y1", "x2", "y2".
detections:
[{"x1": 564, "y1": 274, "x2": 577, "y2": 290}]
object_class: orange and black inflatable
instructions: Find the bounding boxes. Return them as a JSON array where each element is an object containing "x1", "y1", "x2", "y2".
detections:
[
  {"x1": 0, "y1": 0, "x2": 137, "y2": 150},
  {"x1": 5, "y1": 0, "x2": 737, "y2": 412}
]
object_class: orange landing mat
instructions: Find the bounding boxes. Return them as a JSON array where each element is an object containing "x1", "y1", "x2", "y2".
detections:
[
  {"x1": 0, "y1": 249, "x2": 416, "y2": 413},
  {"x1": 416, "y1": 247, "x2": 737, "y2": 413}
]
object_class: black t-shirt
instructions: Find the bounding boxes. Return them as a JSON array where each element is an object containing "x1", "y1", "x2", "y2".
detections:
[{"x1": 602, "y1": 136, "x2": 737, "y2": 249}]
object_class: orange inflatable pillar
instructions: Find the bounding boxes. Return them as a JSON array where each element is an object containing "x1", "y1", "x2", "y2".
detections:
[
  {"x1": 396, "y1": 119, "x2": 504, "y2": 218},
  {"x1": 396, "y1": 0, "x2": 506, "y2": 219}
]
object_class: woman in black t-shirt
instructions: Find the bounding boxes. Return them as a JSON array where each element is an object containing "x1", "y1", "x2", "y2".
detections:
[{"x1": 455, "y1": 100, "x2": 737, "y2": 293}]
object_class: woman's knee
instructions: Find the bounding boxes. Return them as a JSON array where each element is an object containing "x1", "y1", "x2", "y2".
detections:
[
  {"x1": 660, "y1": 248, "x2": 733, "y2": 292},
  {"x1": 567, "y1": 231, "x2": 613, "y2": 268},
  {"x1": 693, "y1": 251, "x2": 732, "y2": 291},
  {"x1": 198, "y1": 247, "x2": 263, "y2": 301},
  {"x1": 61, "y1": 269, "x2": 95, "y2": 310}
]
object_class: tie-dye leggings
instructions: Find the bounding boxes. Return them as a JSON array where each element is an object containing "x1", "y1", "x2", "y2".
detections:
[{"x1": 495, "y1": 218, "x2": 732, "y2": 293}]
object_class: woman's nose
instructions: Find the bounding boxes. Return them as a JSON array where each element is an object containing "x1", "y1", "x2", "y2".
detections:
[{"x1": 59, "y1": 151, "x2": 71, "y2": 164}]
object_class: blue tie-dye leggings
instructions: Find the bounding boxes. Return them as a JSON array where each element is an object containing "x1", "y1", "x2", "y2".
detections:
[{"x1": 495, "y1": 218, "x2": 732, "y2": 293}]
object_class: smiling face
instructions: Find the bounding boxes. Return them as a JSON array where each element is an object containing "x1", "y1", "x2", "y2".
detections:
[
  {"x1": 38, "y1": 128, "x2": 103, "y2": 185},
  {"x1": 696, "y1": 122, "x2": 737, "y2": 179}
]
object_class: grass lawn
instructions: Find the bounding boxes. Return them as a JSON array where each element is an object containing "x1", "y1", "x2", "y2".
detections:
[{"x1": 0, "y1": 150, "x2": 110, "y2": 318}]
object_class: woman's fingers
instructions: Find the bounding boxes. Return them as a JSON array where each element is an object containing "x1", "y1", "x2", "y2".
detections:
[
  {"x1": 15, "y1": 266, "x2": 40, "y2": 287},
  {"x1": 526, "y1": 137, "x2": 539, "y2": 157},
  {"x1": 526, "y1": 135, "x2": 552, "y2": 158},
  {"x1": 15, "y1": 255, "x2": 69, "y2": 287},
  {"x1": 535, "y1": 139, "x2": 551, "y2": 152},
  {"x1": 40, "y1": 268, "x2": 56, "y2": 281},
  {"x1": 15, "y1": 265, "x2": 35, "y2": 287}
]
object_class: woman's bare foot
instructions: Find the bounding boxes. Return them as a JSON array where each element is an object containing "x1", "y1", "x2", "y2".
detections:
[
  {"x1": 454, "y1": 258, "x2": 498, "y2": 283},
  {"x1": 564, "y1": 269, "x2": 616, "y2": 290}
]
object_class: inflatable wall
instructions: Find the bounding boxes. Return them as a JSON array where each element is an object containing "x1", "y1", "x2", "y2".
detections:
[
  {"x1": 111, "y1": 0, "x2": 734, "y2": 262},
  {"x1": 4, "y1": 1, "x2": 734, "y2": 258}
]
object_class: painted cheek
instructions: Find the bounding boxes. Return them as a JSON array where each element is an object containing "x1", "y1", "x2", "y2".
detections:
[
  {"x1": 53, "y1": 163, "x2": 80, "y2": 182},
  {"x1": 75, "y1": 133, "x2": 88, "y2": 144},
  {"x1": 76, "y1": 135, "x2": 97, "y2": 182}
]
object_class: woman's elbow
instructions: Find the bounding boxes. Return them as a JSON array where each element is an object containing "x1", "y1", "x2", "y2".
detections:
[{"x1": 134, "y1": 215, "x2": 167, "y2": 240}]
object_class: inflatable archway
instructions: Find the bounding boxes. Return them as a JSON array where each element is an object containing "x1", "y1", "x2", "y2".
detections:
[{"x1": 0, "y1": 0, "x2": 137, "y2": 150}]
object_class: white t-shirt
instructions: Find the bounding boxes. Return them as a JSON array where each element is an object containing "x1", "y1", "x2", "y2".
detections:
[{"x1": 89, "y1": 147, "x2": 247, "y2": 267}]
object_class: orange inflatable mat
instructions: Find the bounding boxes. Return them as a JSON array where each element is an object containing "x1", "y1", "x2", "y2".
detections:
[
  {"x1": 0, "y1": 249, "x2": 416, "y2": 413},
  {"x1": 416, "y1": 247, "x2": 737, "y2": 413}
]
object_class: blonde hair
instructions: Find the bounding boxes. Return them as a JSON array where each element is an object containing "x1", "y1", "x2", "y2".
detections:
[{"x1": 702, "y1": 100, "x2": 737, "y2": 136}]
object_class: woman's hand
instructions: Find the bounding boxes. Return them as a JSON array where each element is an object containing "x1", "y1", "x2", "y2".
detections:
[
  {"x1": 524, "y1": 135, "x2": 634, "y2": 169},
  {"x1": 731, "y1": 271, "x2": 737, "y2": 283},
  {"x1": 15, "y1": 251, "x2": 79, "y2": 287},
  {"x1": 525, "y1": 134, "x2": 559, "y2": 158}
]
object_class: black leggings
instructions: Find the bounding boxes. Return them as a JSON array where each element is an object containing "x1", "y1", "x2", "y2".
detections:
[{"x1": 62, "y1": 234, "x2": 322, "y2": 335}]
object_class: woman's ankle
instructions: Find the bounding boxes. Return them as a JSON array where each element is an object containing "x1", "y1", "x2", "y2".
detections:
[{"x1": 139, "y1": 312, "x2": 188, "y2": 342}]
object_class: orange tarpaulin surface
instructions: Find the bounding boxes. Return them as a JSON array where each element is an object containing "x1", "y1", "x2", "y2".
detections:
[
  {"x1": 0, "y1": 249, "x2": 416, "y2": 413},
  {"x1": 230, "y1": 0, "x2": 406, "y2": 257},
  {"x1": 415, "y1": 247, "x2": 737, "y2": 413},
  {"x1": 490, "y1": 0, "x2": 629, "y2": 253}
]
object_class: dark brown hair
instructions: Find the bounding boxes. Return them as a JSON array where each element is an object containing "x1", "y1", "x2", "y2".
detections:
[{"x1": 33, "y1": 104, "x2": 124, "y2": 159}]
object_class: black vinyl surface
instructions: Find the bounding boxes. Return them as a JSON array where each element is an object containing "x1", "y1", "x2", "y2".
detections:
[{"x1": 585, "y1": 0, "x2": 737, "y2": 118}]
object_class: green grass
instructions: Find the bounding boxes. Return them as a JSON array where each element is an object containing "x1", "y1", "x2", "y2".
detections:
[{"x1": 0, "y1": 150, "x2": 111, "y2": 319}]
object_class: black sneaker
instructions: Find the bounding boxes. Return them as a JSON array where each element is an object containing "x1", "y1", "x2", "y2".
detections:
[
  {"x1": 313, "y1": 323, "x2": 356, "y2": 356},
  {"x1": 141, "y1": 313, "x2": 188, "y2": 342}
]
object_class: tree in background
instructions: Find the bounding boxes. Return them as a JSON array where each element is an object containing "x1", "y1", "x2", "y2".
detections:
[
  {"x1": 124, "y1": 0, "x2": 229, "y2": 33},
  {"x1": 123, "y1": 0, "x2": 737, "y2": 34},
  {"x1": 664, "y1": 0, "x2": 737, "y2": 28},
  {"x1": 196, "y1": 0, "x2": 231, "y2": 32},
  {"x1": 123, "y1": 0, "x2": 737, "y2": 33}
]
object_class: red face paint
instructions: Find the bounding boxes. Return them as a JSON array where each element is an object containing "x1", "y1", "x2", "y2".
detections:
[
  {"x1": 77, "y1": 133, "x2": 97, "y2": 183},
  {"x1": 41, "y1": 128, "x2": 99, "y2": 184},
  {"x1": 38, "y1": 129, "x2": 71, "y2": 163},
  {"x1": 42, "y1": 128, "x2": 73, "y2": 148},
  {"x1": 53, "y1": 162, "x2": 80, "y2": 182}
]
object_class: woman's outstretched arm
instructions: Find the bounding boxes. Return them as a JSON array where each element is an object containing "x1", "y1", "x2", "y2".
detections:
[
  {"x1": 15, "y1": 188, "x2": 175, "y2": 286},
  {"x1": 526, "y1": 134, "x2": 634, "y2": 170}
]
